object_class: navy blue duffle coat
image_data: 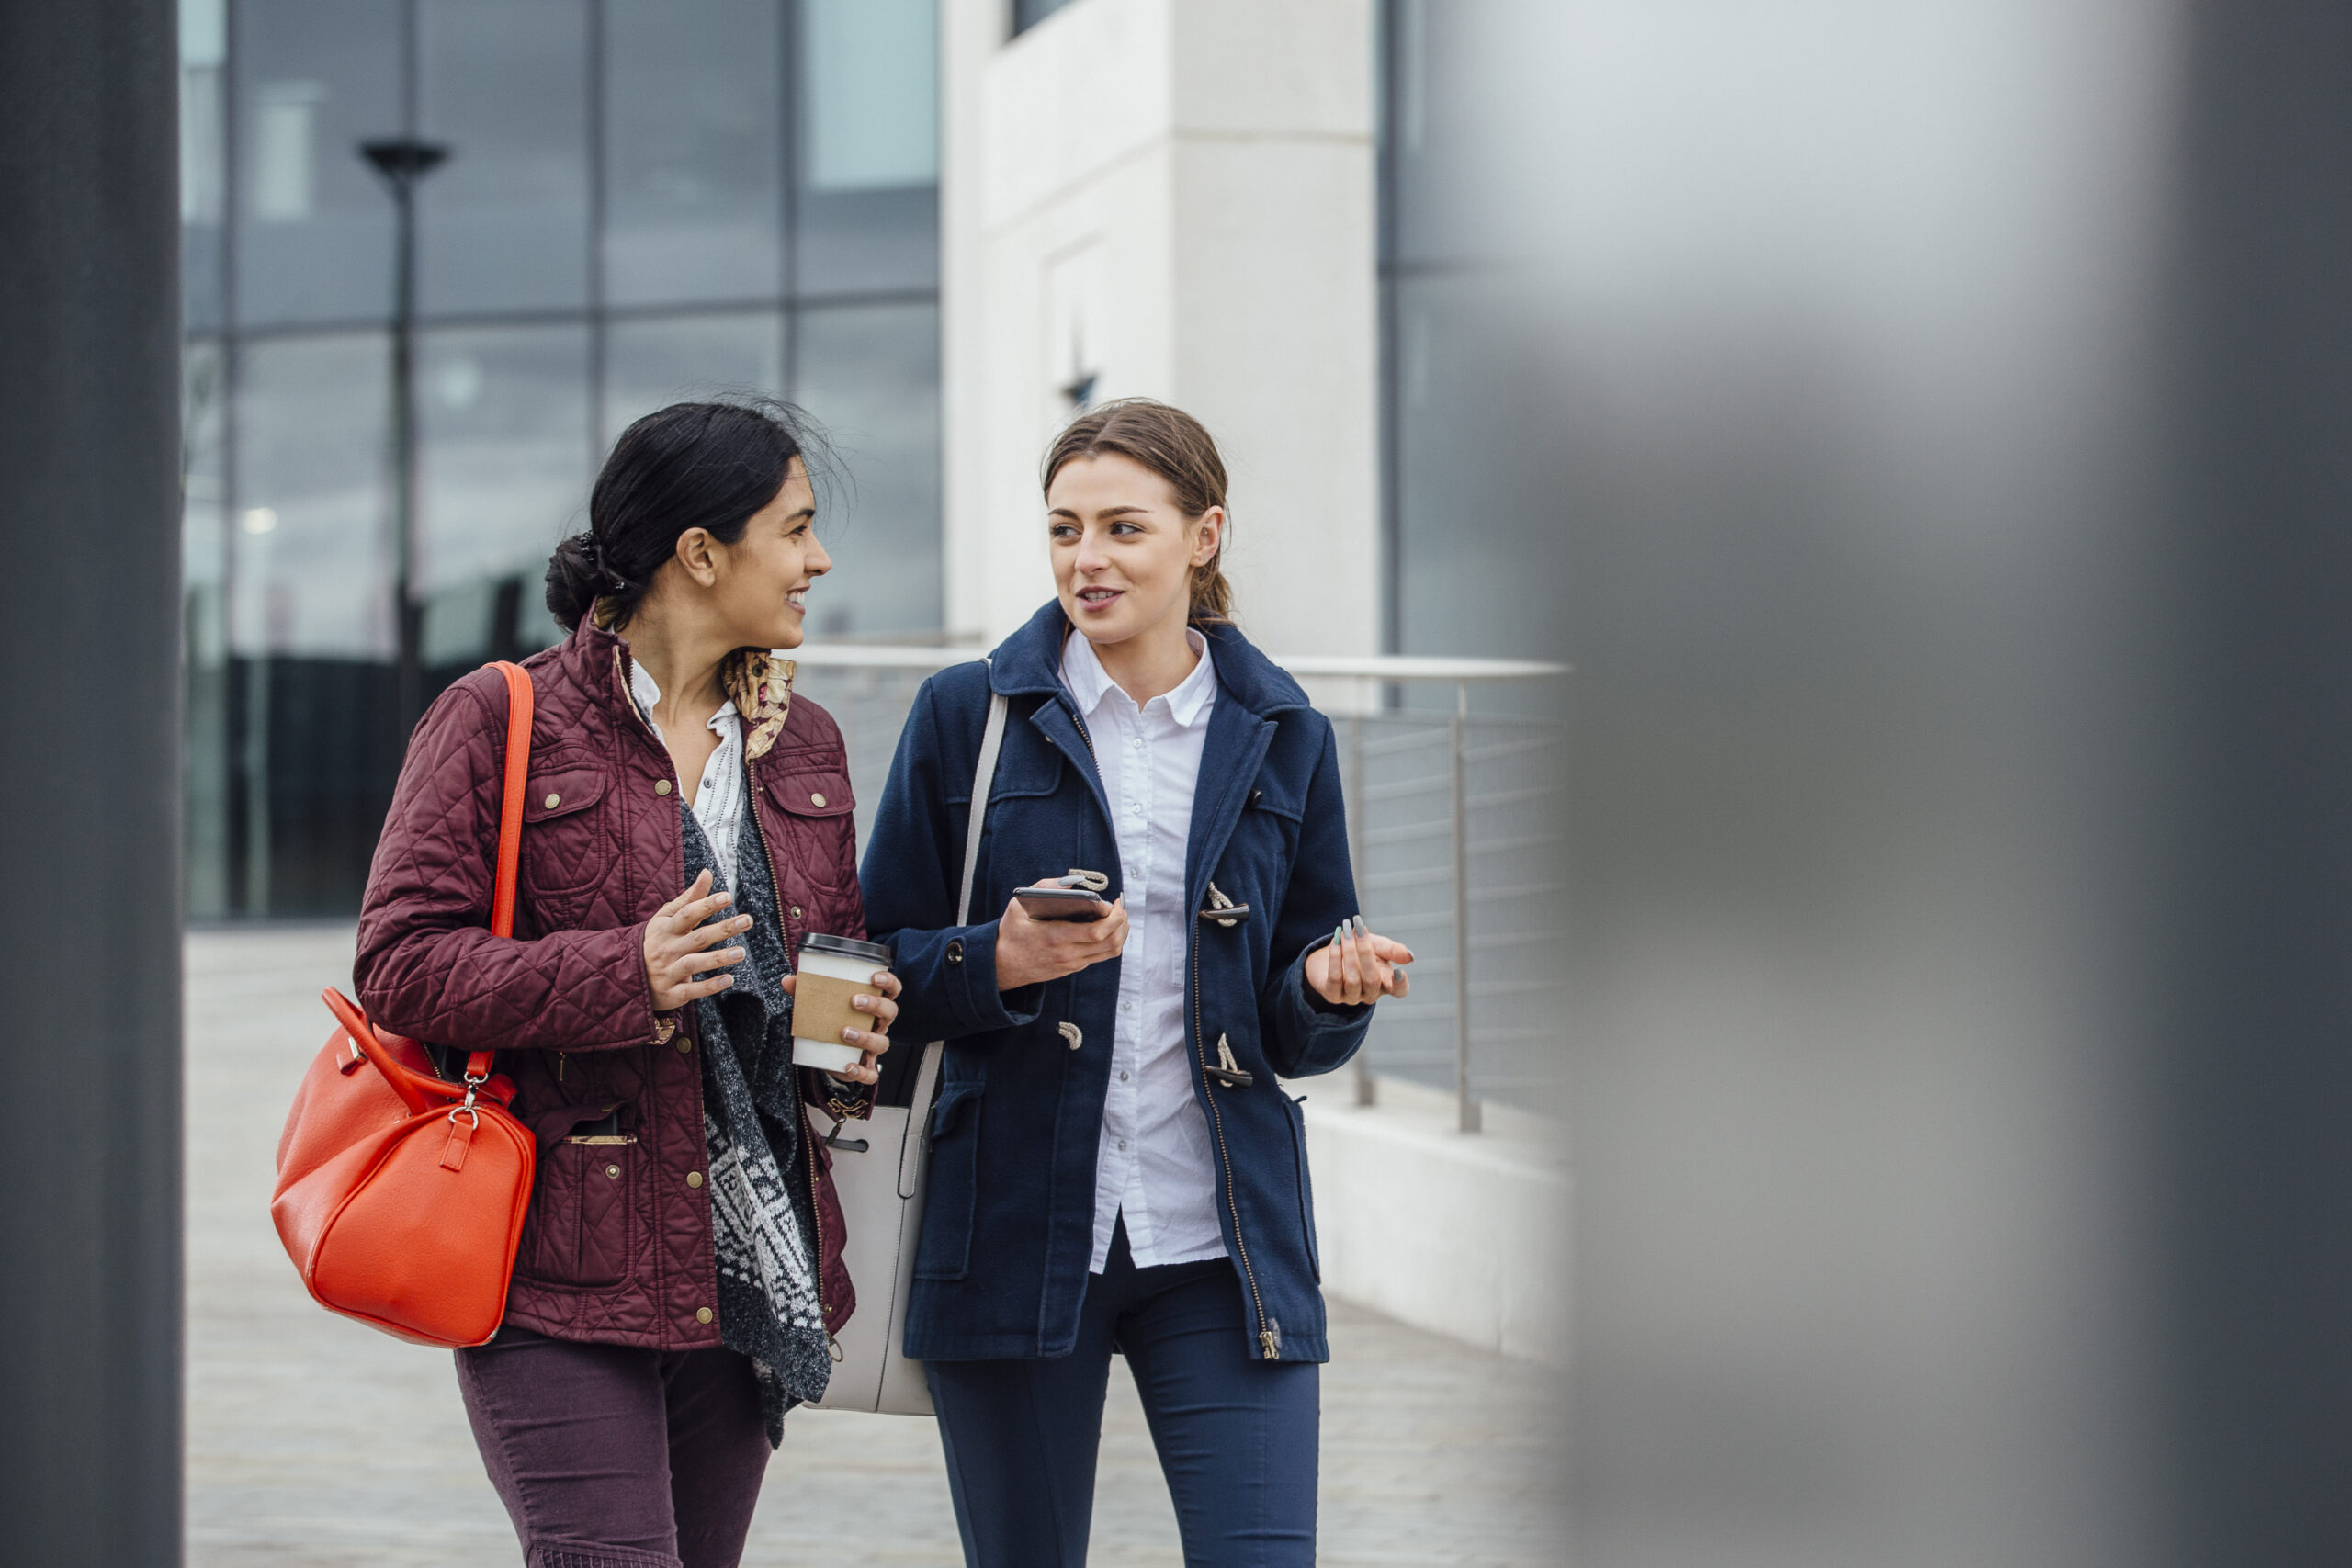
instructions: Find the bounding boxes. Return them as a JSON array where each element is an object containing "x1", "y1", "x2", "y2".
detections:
[{"x1": 861, "y1": 602, "x2": 1374, "y2": 1364}]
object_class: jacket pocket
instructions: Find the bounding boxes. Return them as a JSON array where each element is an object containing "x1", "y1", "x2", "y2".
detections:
[
  {"x1": 520, "y1": 764, "x2": 609, "y2": 898},
  {"x1": 1283, "y1": 1093, "x2": 1320, "y2": 1282},
  {"x1": 514, "y1": 1137, "x2": 636, "y2": 1289},
  {"x1": 915, "y1": 1080, "x2": 984, "y2": 1281}
]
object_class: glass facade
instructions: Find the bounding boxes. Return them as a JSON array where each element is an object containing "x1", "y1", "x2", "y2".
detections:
[
  {"x1": 180, "y1": 0, "x2": 942, "y2": 919},
  {"x1": 1378, "y1": 0, "x2": 1564, "y2": 683}
]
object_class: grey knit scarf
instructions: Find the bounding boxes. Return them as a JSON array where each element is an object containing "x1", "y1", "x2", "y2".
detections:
[{"x1": 678, "y1": 799, "x2": 831, "y2": 1444}]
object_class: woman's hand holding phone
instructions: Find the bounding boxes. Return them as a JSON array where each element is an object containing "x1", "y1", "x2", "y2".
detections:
[
  {"x1": 995, "y1": 886, "x2": 1128, "y2": 991},
  {"x1": 1306, "y1": 914, "x2": 1414, "y2": 1007}
]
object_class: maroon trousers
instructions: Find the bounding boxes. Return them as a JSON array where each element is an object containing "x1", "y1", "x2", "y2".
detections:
[{"x1": 455, "y1": 1327, "x2": 772, "y2": 1568}]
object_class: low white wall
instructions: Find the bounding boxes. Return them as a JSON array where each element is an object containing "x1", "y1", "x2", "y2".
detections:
[{"x1": 1299, "y1": 1075, "x2": 1571, "y2": 1369}]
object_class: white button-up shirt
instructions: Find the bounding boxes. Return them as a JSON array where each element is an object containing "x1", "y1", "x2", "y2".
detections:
[
  {"x1": 629, "y1": 660, "x2": 750, "y2": 880},
  {"x1": 1060, "y1": 627, "x2": 1227, "y2": 1273}
]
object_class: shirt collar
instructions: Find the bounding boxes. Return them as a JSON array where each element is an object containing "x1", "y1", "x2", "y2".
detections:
[{"x1": 1059, "y1": 626, "x2": 1217, "y2": 728}]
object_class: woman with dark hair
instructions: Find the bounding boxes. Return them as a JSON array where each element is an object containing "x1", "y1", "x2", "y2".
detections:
[
  {"x1": 861, "y1": 398, "x2": 1415, "y2": 1566},
  {"x1": 355, "y1": 400, "x2": 899, "y2": 1568}
]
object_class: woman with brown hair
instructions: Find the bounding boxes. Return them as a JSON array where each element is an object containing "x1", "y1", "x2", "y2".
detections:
[{"x1": 862, "y1": 398, "x2": 1414, "y2": 1566}]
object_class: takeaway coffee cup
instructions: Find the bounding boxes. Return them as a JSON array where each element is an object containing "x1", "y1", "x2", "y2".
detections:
[{"x1": 792, "y1": 933, "x2": 894, "y2": 1074}]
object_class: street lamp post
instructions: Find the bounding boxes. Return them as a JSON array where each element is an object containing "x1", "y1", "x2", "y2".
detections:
[{"x1": 359, "y1": 136, "x2": 449, "y2": 739}]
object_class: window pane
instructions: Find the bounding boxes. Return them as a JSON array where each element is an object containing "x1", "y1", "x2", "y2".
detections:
[
  {"x1": 230, "y1": 332, "x2": 399, "y2": 918},
  {"x1": 790, "y1": 301, "x2": 942, "y2": 637},
  {"x1": 232, "y1": 0, "x2": 401, "y2": 327},
  {"x1": 795, "y1": 0, "x2": 938, "y2": 296},
  {"x1": 184, "y1": 338, "x2": 232, "y2": 919},
  {"x1": 417, "y1": 0, "x2": 591, "y2": 314},
  {"x1": 1012, "y1": 0, "x2": 1079, "y2": 37},
  {"x1": 232, "y1": 333, "x2": 392, "y2": 658},
  {"x1": 605, "y1": 0, "x2": 785, "y2": 307},
  {"x1": 418, "y1": 324, "x2": 593, "y2": 665},
  {"x1": 604, "y1": 310, "x2": 786, "y2": 450},
  {"x1": 182, "y1": 0, "x2": 229, "y2": 331}
]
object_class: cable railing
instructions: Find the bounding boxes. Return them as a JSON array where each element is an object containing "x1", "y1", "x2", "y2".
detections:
[{"x1": 787, "y1": 645, "x2": 1568, "y2": 1132}]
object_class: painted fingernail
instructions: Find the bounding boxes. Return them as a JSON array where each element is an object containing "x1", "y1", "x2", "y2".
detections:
[{"x1": 1353, "y1": 915, "x2": 1370, "y2": 937}]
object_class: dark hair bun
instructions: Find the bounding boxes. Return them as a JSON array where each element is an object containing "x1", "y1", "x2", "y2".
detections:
[{"x1": 543, "y1": 533, "x2": 607, "y2": 633}]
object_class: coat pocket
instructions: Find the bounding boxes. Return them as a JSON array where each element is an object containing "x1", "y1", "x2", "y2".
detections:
[
  {"x1": 915, "y1": 1080, "x2": 984, "y2": 1281},
  {"x1": 1282, "y1": 1093, "x2": 1320, "y2": 1282},
  {"x1": 519, "y1": 764, "x2": 609, "y2": 899},
  {"x1": 514, "y1": 1137, "x2": 636, "y2": 1289}
]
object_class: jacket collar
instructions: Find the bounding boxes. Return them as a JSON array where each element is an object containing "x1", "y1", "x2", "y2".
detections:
[
  {"x1": 566, "y1": 610, "x2": 797, "y2": 761},
  {"x1": 987, "y1": 599, "x2": 1311, "y2": 719}
]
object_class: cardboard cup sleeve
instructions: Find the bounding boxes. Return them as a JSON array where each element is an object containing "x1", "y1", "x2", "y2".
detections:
[{"x1": 793, "y1": 971, "x2": 877, "y2": 1048}]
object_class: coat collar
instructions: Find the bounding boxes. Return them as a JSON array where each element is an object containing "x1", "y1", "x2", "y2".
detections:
[
  {"x1": 986, "y1": 599, "x2": 1312, "y2": 720},
  {"x1": 567, "y1": 610, "x2": 797, "y2": 761}
]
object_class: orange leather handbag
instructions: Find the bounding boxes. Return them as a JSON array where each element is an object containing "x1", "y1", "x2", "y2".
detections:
[{"x1": 270, "y1": 661, "x2": 539, "y2": 1348}]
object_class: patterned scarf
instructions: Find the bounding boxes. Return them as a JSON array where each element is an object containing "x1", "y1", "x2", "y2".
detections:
[{"x1": 679, "y1": 797, "x2": 831, "y2": 1444}]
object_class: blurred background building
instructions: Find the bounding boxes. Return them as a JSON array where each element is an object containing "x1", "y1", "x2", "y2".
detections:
[{"x1": 177, "y1": 0, "x2": 946, "y2": 918}]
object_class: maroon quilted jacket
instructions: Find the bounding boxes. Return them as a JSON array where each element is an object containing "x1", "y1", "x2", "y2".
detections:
[{"x1": 355, "y1": 616, "x2": 872, "y2": 1350}]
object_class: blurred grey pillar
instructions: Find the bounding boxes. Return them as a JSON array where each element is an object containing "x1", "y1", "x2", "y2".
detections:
[
  {"x1": 0, "y1": 2, "x2": 183, "y2": 1565},
  {"x1": 2161, "y1": 6, "x2": 2352, "y2": 1561}
]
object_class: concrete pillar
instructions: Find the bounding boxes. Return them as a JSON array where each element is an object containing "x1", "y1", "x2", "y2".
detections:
[
  {"x1": 0, "y1": 1, "x2": 185, "y2": 1563},
  {"x1": 942, "y1": 0, "x2": 1381, "y2": 654}
]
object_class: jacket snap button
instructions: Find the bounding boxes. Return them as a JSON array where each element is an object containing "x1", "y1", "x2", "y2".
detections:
[
  {"x1": 790, "y1": 905, "x2": 803, "y2": 920},
  {"x1": 655, "y1": 779, "x2": 673, "y2": 795},
  {"x1": 695, "y1": 1307, "x2": 713, "y2": 1325},
  {"x1": 945, "y1": 940, "x2": 964, "y2": 967},
  {"x1": 543, "y1": 793, "x2": 560, "y2": 810},
  {"x1": 686, "y1": 1170, "x2": 704, "y2": 1189},
  {"x1": 675, "y1": 1037, "x2": 693, "y2": 1054},
  {"x1": 810, "y1": 792, "x2": 827, "y2": 807},
  {"x1": 604, "y1": 1163, "x2": 619, "y2": 1179}
]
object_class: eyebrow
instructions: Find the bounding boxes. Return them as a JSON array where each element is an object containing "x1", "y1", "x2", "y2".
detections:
[{"x1": 1046, "y1": 505, "x2": 1152, "y2": 520}]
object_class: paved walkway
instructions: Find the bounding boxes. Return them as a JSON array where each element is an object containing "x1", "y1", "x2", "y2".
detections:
[{"x1": 189, "y1": 926, "x2": 1566, "y2": 1566}]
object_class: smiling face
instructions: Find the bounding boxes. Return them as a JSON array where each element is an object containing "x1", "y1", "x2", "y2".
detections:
[
  {"x1": 701, "y1": 457, "x2": 830, "y2": 649},
  {"x1": 1046, "y1": 451, "x2": 1223, "y2": 649}
]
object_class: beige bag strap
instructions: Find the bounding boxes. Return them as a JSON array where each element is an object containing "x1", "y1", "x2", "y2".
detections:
[{"x1": 900, "y1": 665, "x2": 1009, "y2": 1194}]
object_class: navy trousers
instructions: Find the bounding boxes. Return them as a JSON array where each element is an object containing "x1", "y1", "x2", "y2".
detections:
[{"x1": 926, "y1": 1222, "x2": 1320, "y2": 1567}]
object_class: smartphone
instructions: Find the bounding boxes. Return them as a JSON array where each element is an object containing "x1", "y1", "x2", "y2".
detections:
[{"x1": 1015, "y1": 886, "x2": 1108, "y2": 921}]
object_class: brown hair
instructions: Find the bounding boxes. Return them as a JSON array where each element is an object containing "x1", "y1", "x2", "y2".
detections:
[{"x1": 1042, "y1": 398, "x2": 1234, "y2": 625}]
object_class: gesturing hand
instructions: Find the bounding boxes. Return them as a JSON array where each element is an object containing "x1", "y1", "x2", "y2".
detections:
[
  {"x1": 1306, "y1": 915, "x2": 1415, "y2": 1007},
  {"x1": 643, "y1": 870, "x2": 752, "y2": 1011},
  {"x1": 993, "y1": 888, "x2": 1129, "y2": 992}
]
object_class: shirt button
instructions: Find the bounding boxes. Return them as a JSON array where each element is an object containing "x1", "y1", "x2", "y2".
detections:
[
  {"x1": 655, "y1": 779, "x2": 673, "y2": 795},
  {"x1": 686, "y1": 1170, "x2": 704, "y2": 1189},
  {"x1": 1119, "y1": 1070, "x2": 1131, "y2": 1082},
  {"x1": 1118, "y1": 1139, "x2": 1129, "y2": 1151},
  {"x1": 695, "y1": 1307, "x2": 714, "y2": 1325}
]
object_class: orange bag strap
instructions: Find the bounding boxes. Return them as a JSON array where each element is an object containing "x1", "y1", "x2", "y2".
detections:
[
  {"x1": 465, "y1": 660, "x2": 535, "y2": 1087},
  {"x1": 486, "y1": 660, "x2": 534, "y2": 941}
]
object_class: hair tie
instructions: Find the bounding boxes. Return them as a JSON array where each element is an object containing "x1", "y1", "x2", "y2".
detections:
[{"x1": 583, "y1": 536, "x2": 626, "y2": 592}]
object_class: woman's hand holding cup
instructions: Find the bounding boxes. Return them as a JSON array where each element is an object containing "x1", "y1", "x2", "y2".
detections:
[
  {"x1": 994, "y1": 886, "x2": 1128, "y2": 991},
  {"x1": 643, "y1": 870, "x2": 752, "y2": 1010},
  {"x1": 780, "y1": 968, "x2": 900, "y2": 1086}
]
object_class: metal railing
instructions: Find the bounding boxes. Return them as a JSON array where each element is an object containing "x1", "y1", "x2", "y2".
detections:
[{"x1": 787, "y1": 645, "x2": 1568, "y2": 1131}]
